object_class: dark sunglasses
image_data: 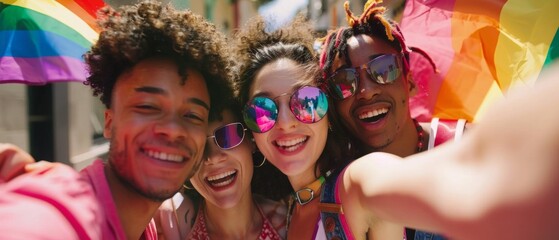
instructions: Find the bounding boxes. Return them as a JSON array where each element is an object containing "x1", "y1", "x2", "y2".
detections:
[
  {"x1": 207, "y1": 122, "x2": 247, "y2": 150},
  {"x1": 243, "y1": 86, "x2": 329, "y2": 133},
  {"x1": 328, "y1": 54, "x2": 404, "y2": 100}
]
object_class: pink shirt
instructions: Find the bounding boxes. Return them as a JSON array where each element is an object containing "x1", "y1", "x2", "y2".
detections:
[
  {"x1": 81, "y1": 160, "x2": 158, "y2": 240},
  {"x1": 0, "y1": 160, "x2": 158, "y2": 239},
  {"x1": 0, "y1": 162, "x2": 102, "y2": 239}
]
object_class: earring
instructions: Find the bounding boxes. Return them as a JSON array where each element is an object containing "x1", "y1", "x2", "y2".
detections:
[
  {"x1": 183, "y1": 181, "x2": 194, "y2": 190},
  {"x1": 254, "y1": 155, "x2": 266, "y2": 168}
]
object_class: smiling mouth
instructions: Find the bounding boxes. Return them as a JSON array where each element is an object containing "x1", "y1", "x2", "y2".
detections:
[
  {"x1": 358, "y1": 107, "x2": 388, "y2": 123},
  {"x1": 143, "y1": 149, "x2": 185, "y2": 162},
  {"x1": 206, "y1": 170, "x2": 237, "y2": 187},
  {"x1": 274, "y1": 136, "x2": 308, "y2": 152}
]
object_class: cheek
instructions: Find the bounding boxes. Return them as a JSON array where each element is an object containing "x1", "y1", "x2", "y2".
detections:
[
  {"x1": 335, "y1": 101, "x2": 352, "y2": 120},
  {"x1": 190, "y1": 173, "x2": 203, "y2": 190},
  {"x1": 313, "y1": 119, "x2": 329, "y2": 144},
  {"x1": 253, "y1": 133, "x2": 268, "y2": 150},
  {"x1": 186, "y1": 125, "x2": 208, "y2": 147}
]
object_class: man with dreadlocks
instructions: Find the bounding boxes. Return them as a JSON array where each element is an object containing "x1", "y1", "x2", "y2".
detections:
[{"x1": 318, "y1": 0, "x2": 447, "y2": 239}]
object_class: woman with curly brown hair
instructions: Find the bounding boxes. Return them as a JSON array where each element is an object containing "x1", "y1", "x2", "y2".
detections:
[{"x1": 233, "y1": 14, "x2": 405, "y2": 239}]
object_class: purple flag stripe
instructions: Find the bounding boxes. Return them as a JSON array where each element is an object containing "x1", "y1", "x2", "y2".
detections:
[{"x1": 0, "y1": 56, "x2": 88, "y2": 85}]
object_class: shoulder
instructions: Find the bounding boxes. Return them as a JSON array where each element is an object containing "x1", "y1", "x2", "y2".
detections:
[
  {"x1": 156, "y1": 192, "x2": 198, "y2": 240},
  {"x1": 0, "y1": 162, "x2": 102, "y2": 239}
]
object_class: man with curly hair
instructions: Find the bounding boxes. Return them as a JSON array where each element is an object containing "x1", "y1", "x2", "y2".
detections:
[{"x1": 0, "y1": 1, "x2": 233, "y2": 239}]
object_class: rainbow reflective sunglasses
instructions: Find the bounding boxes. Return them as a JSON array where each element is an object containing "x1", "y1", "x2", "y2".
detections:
[
  {"x1": 242, "y1": 86, "x2": 329, "y2": 133},
  {"x1": 328, "y1": 54, "x2": 404, "y2": 100},
  {"x1": 207, "y1": 122, "x2": 247, "y2": 150}
]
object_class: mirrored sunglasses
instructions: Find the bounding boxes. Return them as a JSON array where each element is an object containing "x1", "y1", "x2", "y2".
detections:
[
  {"x1": 242, "y1": 86, "x2": 329, "y2": 133},
  {"x1": 328, "y1": 54, "x2": 403, "y2": 100},
  {"x1": 207, "y1": 122, "x2": 246, "y2": 150}
]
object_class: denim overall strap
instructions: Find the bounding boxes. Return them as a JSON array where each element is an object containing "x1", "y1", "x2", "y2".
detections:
[{"x1": 319, "y1": 171, "x2": 351, "y2": 240}]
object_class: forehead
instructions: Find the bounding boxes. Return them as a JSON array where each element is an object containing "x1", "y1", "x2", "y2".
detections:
[
  {"x1": 250, "y1": 59, "x2": 311, "y2": 96},
  {"x1": 113, "y1": 58, "x2": 209, "y2": 105},
  {"x1": 208, "y1": 109, "x2": 238, "y2": 134},
  {"x1": 335, "y1": 34, "x2": 398, "y2": 67}
]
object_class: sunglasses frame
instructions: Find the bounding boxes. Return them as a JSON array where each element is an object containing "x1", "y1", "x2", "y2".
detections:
[
  {"x1": 207, "y1": 122, "x2": 247, "y2": 150},
  {"x1": 328, "y1": 53, "x2": 405, "y2": 100},
  {"x1": 243, "y1": 86, "x2": 329, "y2": 133}
]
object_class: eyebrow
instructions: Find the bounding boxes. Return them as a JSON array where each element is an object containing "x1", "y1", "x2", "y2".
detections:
[
  {"x1": 252, "y1": 84, "x2": 305, "y2": 100},
  {"x1": 190, "y1": 98, "x2": 210, "y2": 111},
  {"x1": 135, "y1": 86, "x2": 167, "y2": 95},
  {"x1": 135, "y1": 86, "x2": 210, "y2": 111}
]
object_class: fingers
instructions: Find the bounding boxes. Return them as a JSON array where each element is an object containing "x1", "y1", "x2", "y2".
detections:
[{"x1": 0, "y1": 143, "x2": 36, "y2": 182}]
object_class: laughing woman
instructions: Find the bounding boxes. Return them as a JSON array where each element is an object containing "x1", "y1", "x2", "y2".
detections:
[
  {"x1": 234, "y1": 15, "x2": 403, "y2": 239},
  {"x1": 156, "y1": 101, "x2": 287, "y2": 240}
]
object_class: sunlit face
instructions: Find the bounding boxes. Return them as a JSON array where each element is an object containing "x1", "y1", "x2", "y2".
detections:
[
  {"x1": 332, "y1": 34, "x2": 415, "y2": 150},
  {"x1": 190, "y1": 110, "x2": 254, "y2": 209},
  {"x1": 249, "y1": 59, "x2": 328, "y2": 180},
  {"x1": 104, "y1": 58, "x2": 210, "y2": 201}
]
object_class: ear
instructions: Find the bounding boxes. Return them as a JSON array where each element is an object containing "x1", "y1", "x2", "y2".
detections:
[
  {"x1": 103, "y1": 109, "x2": 113, "y2": 139},
  {"x1": 406, "y1": 71, "x2": 418, "y2": 97}
]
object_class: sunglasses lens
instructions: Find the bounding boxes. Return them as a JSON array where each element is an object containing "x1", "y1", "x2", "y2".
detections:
[
  {"x1": 214, "y1": 123, "x2": 244, "y2": 149},
  {"x1": 330, "y1": 70, "x2": 358, "y2": 100},
  {"x1": 290, "y1": 86, "x2": 328, "y2": 123},
  {"x1": 367, "y1": 54, "x2": 402, "y2": 84},
  {"x1": 243, "y1": 97, "x2": 278, "y2": 133}
]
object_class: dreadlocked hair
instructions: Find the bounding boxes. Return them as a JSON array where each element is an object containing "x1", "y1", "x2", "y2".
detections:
[
  {"x1": 85, "y1": 0, "x2": 234, "y2": 120},
  {"x1": 233, "y1": 15, "x2": 351, "y2": 200},
  {"x1": 318, "y1": 0, "x2": 411, "y2": 85}
]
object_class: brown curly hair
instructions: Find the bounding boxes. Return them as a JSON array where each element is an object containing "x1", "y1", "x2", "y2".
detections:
[
  {"x1": 84, "y1": 0, "x2": 234, "y2": 119},
  {"x1": 233, "y1": 15, "x2": 351, "y2": 200}
]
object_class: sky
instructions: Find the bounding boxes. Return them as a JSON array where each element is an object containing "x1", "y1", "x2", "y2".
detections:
[{"x1": 258, "y1": 0, "x2": 308, "y2": 30}]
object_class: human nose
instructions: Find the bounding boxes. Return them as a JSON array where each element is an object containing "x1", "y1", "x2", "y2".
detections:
[
  {"x1": 204, "y1": 141, "x2": 227, "y2": 165},
  {"x1": 355, "y1": 68, "x2": 381, "y2": 100},
  {"x1": 153, "y1": 115, "x2": 188, "y2": 141},
  {"x1": 274, "y1": 99, "x2": 298, "y2": 131}
]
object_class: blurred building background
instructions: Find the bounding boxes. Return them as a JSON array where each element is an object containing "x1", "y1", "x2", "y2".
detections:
[{"x1": 0, "y1": 0, "x2": 405, "y2": 169}]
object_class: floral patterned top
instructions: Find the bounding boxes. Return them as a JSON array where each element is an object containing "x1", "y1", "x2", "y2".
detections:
[{"x1": 187, "y1": 201, "x2": 282, "y2": 240}]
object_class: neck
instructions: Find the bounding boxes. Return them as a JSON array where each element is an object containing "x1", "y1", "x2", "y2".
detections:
[
  {"x1": 204, "y1": 193, "x2": 262, "y2": 239},
  {"x1": 287, "y1": 166, "x2": 320, "y2": 191},
  {"x1": 360, "y1": 118, "x2": 428, "y2": 157},
  {"x1": 105, "y1": 166, "x2": 161, "y2": 240}
]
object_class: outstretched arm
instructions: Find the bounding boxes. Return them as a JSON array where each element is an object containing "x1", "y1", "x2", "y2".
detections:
[
  {"x1": 0, "y1": 143, "x2": 35, "y2": 182},
  {"x1": 344, "y1": 62, "x2": 559, "y2": 240}
]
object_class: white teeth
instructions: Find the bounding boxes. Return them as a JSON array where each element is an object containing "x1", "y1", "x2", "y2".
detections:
[
  {"x1": 207, "y1": 170, "x2": 236, "y2": 182},
  {"x1": 358, "y1": 108, "x2": 388, "y2": 120},
  {"x1": 146, "y1": 150, "x2": 184, "y2": 162},
  {"x1": 276, "y1": 137, "x2": 307, "y2": 147},
  {"x1": 206, "y1": 170, "x2": 237, "y2": 187}
]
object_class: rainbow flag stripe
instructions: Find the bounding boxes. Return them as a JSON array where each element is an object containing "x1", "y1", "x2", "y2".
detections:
[
  {"x1": 0, "y1": 0, "x2": 104, "y2": 85},
  {"x1": 402, "y1": 0, "x2": 559, "y2": 122}
]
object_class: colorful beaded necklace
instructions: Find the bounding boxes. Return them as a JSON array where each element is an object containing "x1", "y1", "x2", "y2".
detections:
[{"x1": 413, "y1": 118, "x2": 426, "y2": 153}]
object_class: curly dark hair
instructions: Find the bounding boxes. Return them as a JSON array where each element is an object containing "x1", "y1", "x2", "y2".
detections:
[
  {"x1": 233, "y1": 15, "x2": 351, "y2": 200},
  {"x1": 84, "y1": 0, "x2": 234, "y2": 119}
]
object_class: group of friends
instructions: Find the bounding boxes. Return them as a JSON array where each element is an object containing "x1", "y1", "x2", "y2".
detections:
[{"x1": 1, "y1": 0, "x2": 558, "y2": 239}]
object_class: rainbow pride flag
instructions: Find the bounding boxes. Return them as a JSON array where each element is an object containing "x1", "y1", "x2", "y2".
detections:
[
  {"x1": 401, "y1": 0, "x2": 559, "y2": 122},
  {"x1": 0, "y1": 0, "x2": 104, "y2": 85}
]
